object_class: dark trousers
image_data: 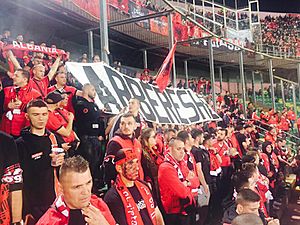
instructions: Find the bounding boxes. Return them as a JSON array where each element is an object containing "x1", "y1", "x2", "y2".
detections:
[
  {"x1": 165, "y1": 213, "x2": 190, "y2": 225},
  {"x1": 77, "y1": 136, "x2": 104, "y2": 188}
]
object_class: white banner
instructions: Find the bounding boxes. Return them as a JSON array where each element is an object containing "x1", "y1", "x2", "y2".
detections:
[{"x1": 66, "y1": 62, "x2": 220, "y2": 124}]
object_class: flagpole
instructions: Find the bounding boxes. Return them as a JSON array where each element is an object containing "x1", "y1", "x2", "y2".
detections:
[
  {"x1": 168, "y1": 13, "x2": 176, "y2": 87},
  {"x1": 99, "y1": 0, "x2": 110, "y2": 64}
]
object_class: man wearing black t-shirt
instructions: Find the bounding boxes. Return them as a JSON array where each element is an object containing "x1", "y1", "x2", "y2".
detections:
[
  {"x1": 104, "y1": 149, "x2": 164, "y2": 225},
  {"x1": 0, "y1": 131, "x2": 23, "y2": 225},
  {"x1": 191, "y1": 130, "x2": 212, "y2": 225},
  {"x1": 235, "y1": 125, "x2": 249, "y2": 156},
  {"x1": 16, "y1": 99, "x2": 65, "y2": 222}
]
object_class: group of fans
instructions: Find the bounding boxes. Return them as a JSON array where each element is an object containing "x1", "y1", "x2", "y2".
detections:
[{"x1": 0, "y1": 31, "x2": 300, "y2": 225}]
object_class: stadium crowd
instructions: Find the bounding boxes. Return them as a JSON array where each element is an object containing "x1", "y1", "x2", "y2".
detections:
[
  {"x1": 261, "y1": 15, "x2": 300, "y2": 57},
  {"x1": 0, "y1": 28, "x2": 300, "y2": 225}
]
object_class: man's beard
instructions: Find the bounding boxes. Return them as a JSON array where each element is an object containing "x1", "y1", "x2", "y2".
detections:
[
  {"x1": 88, "y1": 94, "x2": 95, "y2": 99},
  {"x1": 122, "y1": 166, "x2": 138, "y2": 181}
]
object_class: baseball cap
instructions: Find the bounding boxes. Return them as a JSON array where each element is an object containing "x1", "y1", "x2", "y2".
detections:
[
  {"x1": 114, "y1": 148, "x2": 138, "y2": 166},
  {"x1": 56, "y1": 89, "x2": 72, "y2": 95},
  {"x1": 45, "y1": 90, "x2": 65, "y2": 104}
]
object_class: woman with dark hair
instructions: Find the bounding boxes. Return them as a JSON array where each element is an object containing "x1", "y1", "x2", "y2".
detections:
[
  {"x1": 260, "y1": 141, "x2": 279, "y2": 186},
  {"x1": 140, "y1": 128, "x2": 164, "y2": 203}
]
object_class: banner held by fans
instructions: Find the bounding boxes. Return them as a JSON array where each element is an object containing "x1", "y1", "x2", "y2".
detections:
[{"x1": 66, "y1": 62, "x2": 220, "y2": 124}]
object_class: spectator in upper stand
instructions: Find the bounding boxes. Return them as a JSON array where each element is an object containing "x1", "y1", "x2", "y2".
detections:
[
  {"x1": 265, "y1": 127, "x2": 277, "y2": 145},
  {"x1": 79, "y1": 53, "x2": 88, "y2": 63},
  {"x1": 261, "y1": 141, "x2": 279, "y2": 185},
  {"x1": 224, "y1": 91, "x2": 231, "y2": 107},
  {"x1": 1, "y1": 69, "x2": 41, "y2": 137},
  {"x1": 177, "y1": 79, "x2": 183, "y2": 89},
  {"x1": 286, "y1": 107, "x2": 296, "y2": 129},
  {"x1": 140, "y1": 68, "x2": 151, "y2": 83},
  {"x1": 235, "y1": 125, "x2": 249, "y2": 156},
  {"x1": 92, "y1": 54, "x2": 101, "y2": 63}
]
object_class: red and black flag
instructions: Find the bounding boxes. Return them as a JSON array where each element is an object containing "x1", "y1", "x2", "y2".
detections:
[{"x1": 155, "y1": 42, "x2": 177, "y2": 92}]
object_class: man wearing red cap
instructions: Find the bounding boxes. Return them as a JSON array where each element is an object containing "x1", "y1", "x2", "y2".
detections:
[{"x1": 104, "y1": 148, "x2": 164, "y2": 225}]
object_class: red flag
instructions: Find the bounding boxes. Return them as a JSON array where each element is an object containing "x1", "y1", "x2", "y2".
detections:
[{"x1": 155, "y1": 42, "x2": 177, "y2": 92}]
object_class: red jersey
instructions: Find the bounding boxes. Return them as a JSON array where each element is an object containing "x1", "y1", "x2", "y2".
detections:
[
  {"x1": 213, "y1": 140, "x2": 231, "y2": 167},
  {"x1": 46, "y1": 109, "x2": 75, "y2": 143},
  {"x1": 1, "y1": 85, "x2": 41, "y2": 136},
  {"x1": 30, "y1": 76, "x2": 50, "y2": 98},
  {"x1": 287, "y1": 110, "x2": 296, "y2": 121}
]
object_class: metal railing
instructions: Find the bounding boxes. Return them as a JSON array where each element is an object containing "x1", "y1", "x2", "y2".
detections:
[{"x1": 245, "y1": 118, "x2": 300, "y2": 155}]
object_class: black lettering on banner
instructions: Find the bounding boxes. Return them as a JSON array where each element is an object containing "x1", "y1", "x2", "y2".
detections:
[
  {"x1": 82, "y1": 66, "x2": 120, "y2": 112},
  {"x1": 187, "y1": 91, "x2": 211, "y2": 120},
  {"x1": 199, "y1": 98, "x2": 220, "y2": 120},
  {"x1": 140, "y1": 82, "x2": 169, "y2": 123},
  {"x1": 176, "y1": 90, "x2": 200, "y2": 123},
  {"x1": 166, "y1": 89, "x2": 187, "y2": 124},
  {"x1": 152, "y1": 86, "x2": 176, "y2": 124},
  {"x1": 123, "y1": 76, "x2": 156, "y2": 122},
  {"x1": 104, "y1": 66, "x2": 131, "y2": 106}
]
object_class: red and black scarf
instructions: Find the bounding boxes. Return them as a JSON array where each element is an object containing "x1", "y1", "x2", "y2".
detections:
[{"x1": 115, "y1": 175, "x2": 157, "y2": 225}]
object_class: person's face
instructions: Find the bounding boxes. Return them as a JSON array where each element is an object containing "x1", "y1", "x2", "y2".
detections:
[
  {"x1": 33, "y1": 65, "x2": 45, "y2": 80},
  {"x1": 217, "y1": 130, "x2": 226, "y2": 141},
  {"x1": 120, "y1": 116, "x2": 136, "y2": 136},
  {"x1": 147, "y1": 131, "x2": 156, "y2": 148},
  {"x1": 33, "y1": 58, "x2": 43, "y2": 66},
  {"x1": 119, "y1": 158, "x2": 139, "y2": 181},
  {"x1": 16, "y1": 35, "x2": 23, "y2": 42},
  {"x1": 128, "y1": 99, "x2": 140, "y2": 114},
  {"x1": 170, "y1": 139, "x2": 185, "y2": 162},
  {"x1": 266, "y1": 144, "x2": 272, "y2": 153},
  {"x1": 237, "y1": 201, "x2": 260, "y2": 216},
  {"x1": 61, "y1": 169, "x2": 93, "y2": 209},
  {"x1": 3, "y1": 30, "x2": 10, "y2": 38},
  {"x1": 86, "y1": 85, "x2": 96, "y2": 99},
  {"x1": 198, "y1": 134, "x2": 204, "y2": 145},
  {"x1": 186, "y1": 133, "x2": 194, "y2": 147},
  {"x1": 93, "y1": 55, "x2": 100, "y2": 62},
  {"x1": 55, "y1": 73, "x2": 67, "y2": 86},
  {"x1": 13, "y1": 71, "x2": 27, "y2": 87},
  {"x1": 249, "y1": 169, "x2": 259, "y2": 187},
  {"x1": 60, "y1": 94, "x2": 68, "y2": 107},
  {"x1": 278, "y1": 140, "x2": 286, "y2": 149},
  {"x1": 165, "y1": 131, "x2": 175, "y2": 142},
  {"x1": 26, "y1": 106, "x2": 49, "y2": 129}
]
